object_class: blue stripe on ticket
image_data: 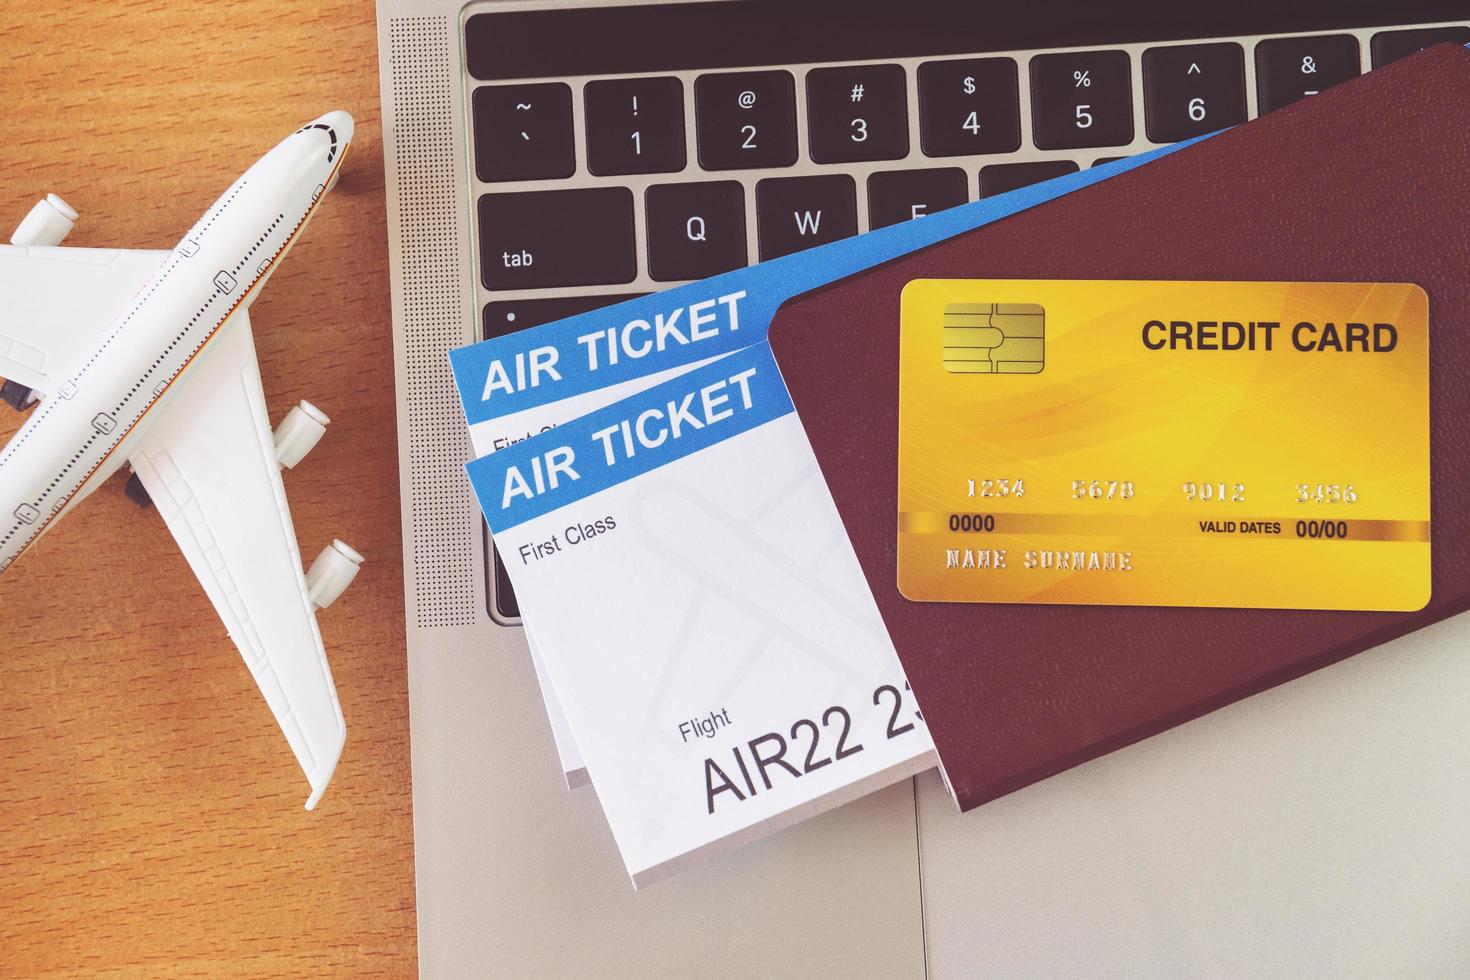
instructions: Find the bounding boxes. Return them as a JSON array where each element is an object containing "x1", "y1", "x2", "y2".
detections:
[
  {"x1": 450, "y1": 140, "x2": 1205, "y2": 425},
  {"x1": 467, "y1": 342, "x2": 793, "y2": 531}
]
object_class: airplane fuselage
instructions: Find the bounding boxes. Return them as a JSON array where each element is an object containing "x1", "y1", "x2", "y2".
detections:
[{"x1": 0, "y1": 114, "x2": 350, "y2": 574}]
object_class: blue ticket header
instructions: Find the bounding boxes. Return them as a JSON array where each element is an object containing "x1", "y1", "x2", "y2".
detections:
[
  {"x1": 467, "y1": 342, "x2": 794, "y2": 531},
  {"x1": 449, "y1": 141, "x2": 1201, "y2": 425}
]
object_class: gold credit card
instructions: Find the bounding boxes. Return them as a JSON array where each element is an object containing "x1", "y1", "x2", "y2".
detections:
[{"x1": 897, "y1": 279, "x2": 1431, "y2": 611}]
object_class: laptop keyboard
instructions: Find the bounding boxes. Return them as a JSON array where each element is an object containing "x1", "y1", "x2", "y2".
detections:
[{"x1": 464, "y1": 8, "x2": 1470, "y2": 623}]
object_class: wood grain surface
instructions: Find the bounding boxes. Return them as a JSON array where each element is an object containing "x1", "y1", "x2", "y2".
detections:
[{"x1": 0, "y1": 2, "x2": 417, "y2": 975}]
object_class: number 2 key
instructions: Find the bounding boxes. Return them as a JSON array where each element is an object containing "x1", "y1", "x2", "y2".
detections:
[{"x1": 695, "y1": 70, "x2": 798, "y2": 170}]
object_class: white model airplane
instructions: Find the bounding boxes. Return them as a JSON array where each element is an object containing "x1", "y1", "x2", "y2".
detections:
[{"x1": 0, "y1": 111, "x2": 362, "y2": 809}]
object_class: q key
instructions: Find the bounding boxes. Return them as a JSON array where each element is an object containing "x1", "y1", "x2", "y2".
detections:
[{"x1": 645, "y1": 181, "x2": 748, "y2": 282}]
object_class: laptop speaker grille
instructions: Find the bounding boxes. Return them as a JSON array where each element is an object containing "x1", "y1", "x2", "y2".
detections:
[{"x1": 388, "y1": 15, "x2": 478, "y2": 628}]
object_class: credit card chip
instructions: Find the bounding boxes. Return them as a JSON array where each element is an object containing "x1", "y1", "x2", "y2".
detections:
[{"x1": 942, "y1": 302, "x2": 1044, "y2": 374}]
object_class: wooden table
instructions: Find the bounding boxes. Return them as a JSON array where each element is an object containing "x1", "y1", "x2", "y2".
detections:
[{"x1": 0, "y1": 3, "x2": 417, "y2": 974}]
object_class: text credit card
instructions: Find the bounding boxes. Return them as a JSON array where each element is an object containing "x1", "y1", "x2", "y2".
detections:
[{"x1": 897, "y1": 279, "x2": 1430, "y2": 611}]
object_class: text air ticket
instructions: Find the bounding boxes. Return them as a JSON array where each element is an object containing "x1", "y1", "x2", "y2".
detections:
[
  {"x1": 466, "y1": 342, "x2": 934, "y2": 886},
  {"x1": 898, "y1": 279, "x2": 1431, "y2": 611}
]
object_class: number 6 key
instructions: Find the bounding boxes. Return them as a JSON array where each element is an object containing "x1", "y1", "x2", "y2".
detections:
[{"x1": 1142, "y1": 42, "x2": 1248, "y2": 144}]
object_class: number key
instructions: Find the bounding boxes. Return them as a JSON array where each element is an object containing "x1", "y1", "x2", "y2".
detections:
[
  {"x1": 1372, "y1": 27, "x2": 1470, "y2": 68},
  {"x1": 806, "y1": 64, "x2": 908, "y2": 164},
  {"x1": 1256, "y1": 35, "x2": 1359, "y2": 114},
  {"x1": 1030, "y1": 50, "x2": 1133, "y2": 150},
  {"x1": 695, "y1": 70, "x2": 798, "y2": 170},
  {"x1": 1142, "y1": 43, "x2": 1246, "y2": 143},
  {"x1": 918, "y1": 57, "x2": 1021, "y2": 157},
  {"x1": 585, "y1": 76, "x2": 686, "y2": 176}
]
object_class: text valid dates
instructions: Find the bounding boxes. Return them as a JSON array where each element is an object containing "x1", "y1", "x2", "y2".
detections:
[{"x1": 702, "y1": 683, "x2": 922, "y2": 815}]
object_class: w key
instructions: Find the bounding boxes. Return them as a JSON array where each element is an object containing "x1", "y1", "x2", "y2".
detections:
[{"x1": 756, "y1": 175, "x2": 857, "y2": 260}]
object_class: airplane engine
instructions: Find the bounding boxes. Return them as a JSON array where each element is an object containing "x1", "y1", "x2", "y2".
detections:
[
  {"x1": 273, "y1": 400, "x2": 330, "y2": 468},
  {"x1": 2, "y1": 194, "x2": 79, "y2": 410},
  {"x1": 306, "y1": 539, "x2": 363, "y2": 610},
  {"x1": 11, "y1": 194, "x2": 77, "y2": 247}
]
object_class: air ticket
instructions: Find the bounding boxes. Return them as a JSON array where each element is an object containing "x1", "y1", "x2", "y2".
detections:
[{"x1": 464, "y1": 343, "x2": 934, "y2": 885}]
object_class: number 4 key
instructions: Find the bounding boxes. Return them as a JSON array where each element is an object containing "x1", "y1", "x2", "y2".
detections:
[{"x1": 918, "y1": 57, "x2": 1022, "y2": 157}]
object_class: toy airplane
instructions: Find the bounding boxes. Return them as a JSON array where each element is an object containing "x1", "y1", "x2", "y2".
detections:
[{"x1": 0, "y1": 111, "x2": 362, "y2": 809}]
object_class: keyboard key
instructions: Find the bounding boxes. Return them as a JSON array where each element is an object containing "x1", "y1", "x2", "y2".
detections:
[
  {"x1": 484, "y1": 293, "x2": 644, "y2": 339},
  {"x1": 756, "y1": 175, "x2": 857, "y2": 260},
  {"x1": 1092, "y1": 157, "x2": 1125, "y2": 167},
  {"x1": 646, "y1": 181, "x2": 748, "y2": 282},
  {"x1": 1256, "y1": 35, "x2": 1360, "y2": 113},
  {"x1": 1030, "y1": 50, "x2": 1133, "y2": 150},
  {"x1": 584, "y1": 76, "x2": 686, "y2": 176},
  {"x1": 1371, "y1": 27, "x2": 1470, "y2": 67},
  {"x1": 806, "y1": 64, "x2": 909, "y2": 163},
  {"x1": 917, "y1": 57, "x2": 1021, "y2": 157},
  {"x1": 472, "y1": 83, "x2": 575, "y2": 182},
  {"x1": 695, "y1": 70, "x2": 799, "y2": 170},
  {"x1": 867, "y1": 168, "x2": 968, "y2": 229},
  {"x1": 490, "y1": 539, "x2": 520, "y2": 620},
  {"x1": 478, "y1": 188, "x2": 635, "y2": 289},
  {"x1": 979, "y1": 160, "x2": 1078, "y2": 198},
  {"x1": 1142, "y1": 42, "x2": 1247, "y2": 143}
]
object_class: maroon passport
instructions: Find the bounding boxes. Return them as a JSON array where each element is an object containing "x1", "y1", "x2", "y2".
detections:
[{"x1": 767, "y1": 44, "x2": 1470, "y2": 811}]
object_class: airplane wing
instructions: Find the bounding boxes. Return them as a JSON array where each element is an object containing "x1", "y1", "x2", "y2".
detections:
[
  {"x1": 0, "y1": 244, "x2": 169, "y2": 391},
  {"x1": 127, "y1": 309, "x2": 347, "y2": 809}
]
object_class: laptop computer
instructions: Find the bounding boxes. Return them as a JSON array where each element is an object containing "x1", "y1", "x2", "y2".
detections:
[{"x1": 373, "y1": 1, "x2": 1470, "y2": 973}]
